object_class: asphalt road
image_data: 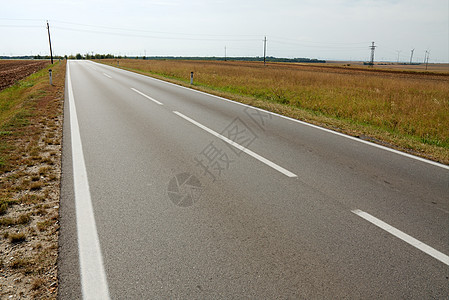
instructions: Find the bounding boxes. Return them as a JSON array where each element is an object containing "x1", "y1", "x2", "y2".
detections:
[{"x1": 58, "y1": 60, "x2": 449, "y2": 299}]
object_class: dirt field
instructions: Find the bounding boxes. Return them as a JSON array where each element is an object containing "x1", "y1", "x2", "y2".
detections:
[{"x1": 0, "y1": 60, "x2": 49, "y2": 91}]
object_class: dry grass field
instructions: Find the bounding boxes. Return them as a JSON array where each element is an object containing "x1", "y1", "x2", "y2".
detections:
[{"x1": 100, "y1": 59, "x2": 449, "y2": 164}]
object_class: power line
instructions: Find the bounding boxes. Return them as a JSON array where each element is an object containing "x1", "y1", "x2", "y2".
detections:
[
  {"x1": 51, "y1": 19, "x2": 260, "y2": 38},
  {"x1": 0, "y1": 18, "x2": 44, "y2": 22},
  {"x1": 52, "y1": 26, "x2": 260, "y2": 42},
  {"x1": 0, "y1": 25, "x2": 44, "y2": 28},
  {"x1": 3, "y1": 18, "x2": 371, "y2": 50},
  {"x1": 0, "y1": 18, "x2": 380, "y2": 59},
  {"x1": 4, "y1": 18, "x2": 434, "y2": 62},
  {"x1": 270, "y1": 38, "x2": 367, "y2": 49},
  {"x1": 270, "y1": 36, "x2": 369, "y2": 45}
]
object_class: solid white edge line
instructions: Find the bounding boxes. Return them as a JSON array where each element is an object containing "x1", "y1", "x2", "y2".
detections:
[
  {"x1": 92, "y1": 61, "x2": 449, "y2": 171},
  {"x1": 67, "y1": 61, "x2": 111, "y2": 299},
  {"x1": 131, "y1": 87, "x2": 163, "y2": 105},
  {"x1": 173, "y1": 111, "x2": 297, "y2": 178},
  {"x1": 102, "y1": 73, "x2": 112, "y2": 78},
  {"x1": 352, "y1": 209, "x2": 449, "y2": 266}
]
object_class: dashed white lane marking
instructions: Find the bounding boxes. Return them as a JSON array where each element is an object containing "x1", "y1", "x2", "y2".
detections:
[
  {"x1": 131, "y1": 88, "x2": 164, "y2": 105},
  {"x1": 352, "y1": 209, "x2": 449, "y2": 266},
  {"x1": 173, "y1": 111, "x2": 297, "y2": 178},
  {"x1": 102, "y1": 73, "x2": 112, "y2": 78},
  {"x1": 67, "y1": 61, "x2": 111, "y2": 299}
]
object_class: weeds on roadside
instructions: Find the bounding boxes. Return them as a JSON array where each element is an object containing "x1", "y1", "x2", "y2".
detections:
[
  {"x1": 9, "y1": 232, "x2": 26, "y2": 243},
  {"x1": 31, "y1": 277, "x2": 45, "y2": 290},
  {"x1": 0, "y1": 200, "x2": 7, "y2": 215}
]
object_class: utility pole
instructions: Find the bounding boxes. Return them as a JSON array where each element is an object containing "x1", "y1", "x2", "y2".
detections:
[
  {"x1": 425, "y1": 50, "x2": 430, "y2": 70},
  {"x1": 424, "y1": 50, "x2": 428, "y2": 64},
  {"x1": 396, "y1": 50, "x2": 402, "y2": 63},
  {"x1": 46, "y1": 21, "x2": 53, "y2": 64},
  {"x1": 224, "y1": 46, "x2": 227, "y2": 61},
  {"x1": 369, "y1": 41, "x2": 376, "y2": 67},
  {"x1": 409, "y1": 48, "x2": 414, "y2": 64},
  {"x1": 263, "y1": 36, "x2": 267, "y2": 66}
]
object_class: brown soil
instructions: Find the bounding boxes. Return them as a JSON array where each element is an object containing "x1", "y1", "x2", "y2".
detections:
[{"x1": 0, "y1": 60, "x2": 49, "y2": 91}]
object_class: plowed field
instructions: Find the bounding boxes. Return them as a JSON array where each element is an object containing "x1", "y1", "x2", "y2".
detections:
[{"x1": 0, "y1": 60, "x2": 49, "y2": 91}]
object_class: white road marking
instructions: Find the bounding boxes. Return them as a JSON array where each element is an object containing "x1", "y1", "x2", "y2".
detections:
[
  {"x1": 102, "y1": 73, "x2": 112, "y2": 79},
  {"x1": 352, "y1": 209, "x2": 449, "y2": 266},
  {"x1": 131, "y1": 88, "x2": 164, "y2": 105},
  {"x1": 94, "y1": 61, "x2": 448, "y2": 170},
  {"x1": 173, "y1": 111, "x2": 297, "y2": 178},
  {"x1": 67, "y1": 61, "x2": 111, "y2": 299}
]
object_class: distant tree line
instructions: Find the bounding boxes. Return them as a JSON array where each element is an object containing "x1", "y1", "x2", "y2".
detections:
[
  {"x1": 363, "y1": 61, "x2": 422, "y2": 66},
  {"x1": 67, "y1": 53, "x2": 326, "y2": 63},
  {"x1": 1, "y1": 54, "x2": 326, "y2": 63},
  {"x1": 75, "y1": 53, "x2": 116, "y2": 60},
  {"x1": 0, "y1": 56, "x2": 35, "y2": 59},
  {"x1": 138, "y1": 56, "x2": 326, "y2": 63},
  {"x1": 0, "y1": 55, "x2": 64, "y2": 60}
]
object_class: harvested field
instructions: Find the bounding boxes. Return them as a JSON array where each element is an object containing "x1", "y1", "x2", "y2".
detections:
[{"x1": 0, "y1": 60, "x2": 49, "y2": 91}]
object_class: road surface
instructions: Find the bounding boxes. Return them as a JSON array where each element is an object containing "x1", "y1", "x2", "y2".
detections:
[{"x1": 58, "y1": 60, "x2": 449, "y2": 299}]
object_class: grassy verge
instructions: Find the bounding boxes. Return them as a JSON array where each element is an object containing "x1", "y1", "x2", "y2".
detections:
[
  {"x1": 0, "y1": 60, "x2": 65, "y2": 299},
  {"x1": 99, "y1": 59, "x2": 449, "y2": 164}
]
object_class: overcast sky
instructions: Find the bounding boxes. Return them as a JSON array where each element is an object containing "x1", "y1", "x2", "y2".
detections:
[{"x1": 1, "y1": 0, "x2": 448, "y2": 62}]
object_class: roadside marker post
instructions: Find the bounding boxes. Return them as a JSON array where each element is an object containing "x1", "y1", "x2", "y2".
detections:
[
  {"x1": 190, "y1": 72, "x2": 194, "y2": 85},
  {"x1": 48, "y1": 69, "x2": 53, "y2": 85}
]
